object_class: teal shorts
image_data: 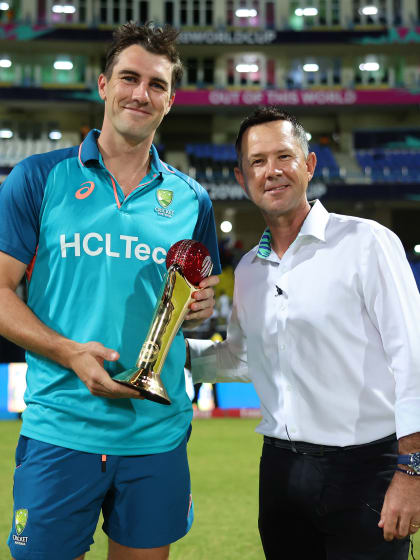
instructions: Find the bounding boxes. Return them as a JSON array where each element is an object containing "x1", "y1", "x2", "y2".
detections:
[{"x1": 8, "y1": 429, "x2": 193, "y2": 559}]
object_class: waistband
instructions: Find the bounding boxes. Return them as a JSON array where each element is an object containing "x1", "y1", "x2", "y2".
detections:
[{"x1": 263, "y1": 433, "x2": 396, "y2": 456}]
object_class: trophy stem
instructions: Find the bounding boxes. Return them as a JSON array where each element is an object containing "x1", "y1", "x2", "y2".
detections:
[{"x1": 113, "y1": 265, "x2": 195, "y2": 404}]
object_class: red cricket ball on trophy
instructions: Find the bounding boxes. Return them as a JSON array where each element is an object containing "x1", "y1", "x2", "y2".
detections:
[{"x1": 166, "y1": 239, "x2": 213, "y2": 285}]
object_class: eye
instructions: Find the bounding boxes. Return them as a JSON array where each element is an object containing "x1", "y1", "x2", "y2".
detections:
[
  {"x1": 279, "y1": 154, "x2": 290, "y2": 159},
  {"x1": 251, "y1": 159, "x2": 263, "y2": 166},
  {"x1": 151, "y1": 82, "x2": 166, "y2": 91},
  {"x1": 121, "y1": 75, "x2": 136, "y2": 83}
]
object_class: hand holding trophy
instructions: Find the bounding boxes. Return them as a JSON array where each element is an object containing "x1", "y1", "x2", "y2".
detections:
[{"x1": 113, "y1": 239, "x2": 213, "y2": 405}]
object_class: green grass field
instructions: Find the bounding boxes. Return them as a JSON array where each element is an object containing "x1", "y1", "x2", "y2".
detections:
[{"x1": 0, "y1": 419, "x2": 419, "y2": 560}]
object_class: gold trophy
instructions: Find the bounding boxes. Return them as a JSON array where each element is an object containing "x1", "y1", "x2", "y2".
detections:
[{"x1": 113, "y1": 240, "x2": 213, "y2": 405}]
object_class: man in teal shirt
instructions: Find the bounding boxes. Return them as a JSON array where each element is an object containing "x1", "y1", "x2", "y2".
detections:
[{"x1": 0, "y1": 22, "x2": 220, "y2": 560}]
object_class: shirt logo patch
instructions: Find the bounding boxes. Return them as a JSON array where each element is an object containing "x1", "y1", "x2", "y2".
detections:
[
  {"x1": 155, "y1": 189, "x2": 174, "y2": 218},
  {"x1": 75, "y1": 181, "x2": 95, "y2": 200},
  {"x1": 15, "y1": 509, "x2": 28, "y2": 536},
  {"x1": 157, "y1": 189, "x2": 173, "y2": 208}
]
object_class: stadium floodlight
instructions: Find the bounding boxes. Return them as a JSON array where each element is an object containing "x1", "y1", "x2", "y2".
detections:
[
  {"x1": 303, "y1": 63, "x2": 319, "y2": 72},
  {"x1": 359, "y1": 62, "x2": 380, "y2": 72},
  {"x1": 0, "y1": 58, "x2": 12, "y2": 68},
  {"x1": 295, "y1": 7, "x2": 318, "y2": 16},
  {"x1": 49, "y1": 130, "x2": 62, "y2": 140},
  {"x1": 0, "y1": 2, "x2": 9, "y2": 10},
  {"x1": 220, "y1": 221, "x2": 233, "y2": 233},
  {"x1": 0, "y1": 129, "x2": 13, "y2": 138},
  {"x1": 236, "y1": 64, "x2": 259, "y2": 73},
  {"x1": 235, "y1": 8, "x2": 257, "y2": 17},
  {"x1": 361, "y1": 6, "x2": 378, "y2": 15},
  {"x1": 52, "y1": 4, "x2": 76, "y2": 13},
  {"x1": 306, "y1": 132, "x2": 312, "y2": 141},
  {"x1": 415, "y1": 245, "x2": 420, "y2": 254},
  {"x1": 54, "y1": 60, "x2": 73, "y2": 70}
]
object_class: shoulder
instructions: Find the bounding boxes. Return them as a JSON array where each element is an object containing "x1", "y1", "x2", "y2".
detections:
[
  {"x1": 327, "y1": 211, "x2": 403, "y2": 254},
  {"x1": 0, "y1": 146, "x2": 79, "y2": 214},
  {"x1": 327, "y1": 211, "x2": 395, "y2": 239},
  {"x1": 12, "y1": 146, "x2": 78, "y2": 180}
]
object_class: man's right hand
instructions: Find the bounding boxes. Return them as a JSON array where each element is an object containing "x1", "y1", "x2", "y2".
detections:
[{"x1": 66, "y1": 341, "x2": 144, "y2": 399}]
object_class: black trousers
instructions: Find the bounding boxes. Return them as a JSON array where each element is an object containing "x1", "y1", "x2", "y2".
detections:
[{"x1": 259, "y1": 436, "x2": 410, "y2": 560}]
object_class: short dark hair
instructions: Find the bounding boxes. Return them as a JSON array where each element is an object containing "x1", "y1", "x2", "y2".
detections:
[
  {"x1": 235, "y1": 106, "x2": 309, "y2": 167},
  {"x1": 103, "y1": 21, "x2": 183, "y2": 94}
]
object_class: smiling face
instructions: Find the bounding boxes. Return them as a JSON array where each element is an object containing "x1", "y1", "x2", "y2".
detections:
[
  {"x1": 234, "y1": 120, "x2": 316, "y2": 221},
  {"x1": 98, "y1": 44, "x2": 175, "y2": 144}
]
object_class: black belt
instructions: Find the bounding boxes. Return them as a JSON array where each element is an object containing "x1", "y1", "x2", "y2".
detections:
[{"x1": 263, "y1": 433, "x2": 396, "y2": 456}]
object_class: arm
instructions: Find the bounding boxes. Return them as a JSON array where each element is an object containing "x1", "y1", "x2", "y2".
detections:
[
  {"x1": 0, "y1": 251, "x2": 142, "y2": 399},
  {"x1": 361, "y1": 227, "x2": 420, "y2": 540},
  {"x1": 187, "y1": 291, "x2": 250, "y2": 385}
]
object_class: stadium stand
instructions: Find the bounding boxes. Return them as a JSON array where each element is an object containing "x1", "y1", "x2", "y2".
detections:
[{"x1": 0, "y1": 0, "x2": 419, "y2": 277}]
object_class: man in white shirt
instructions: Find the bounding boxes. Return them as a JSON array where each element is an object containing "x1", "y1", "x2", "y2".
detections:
[{"x1": 188, "y1": 107, "x2": 420, "y2": 559}]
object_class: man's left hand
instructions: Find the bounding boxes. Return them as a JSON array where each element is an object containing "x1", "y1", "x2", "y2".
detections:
[
  {"x1": 184, "y1": 274, "x2": 219, "y2": 328},
  {"x1": 379, "y1": 471, "x2": 420, "y2": 540}
]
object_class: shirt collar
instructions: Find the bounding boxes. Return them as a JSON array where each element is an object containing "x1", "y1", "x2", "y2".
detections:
[
  {"x1": 256, "y1": 199, "x2": 329, "y2": 261},
  {"x1": 297, "y1": 199, "x2": 329, "y2": 242},
  {"x1": 78, "y1": 128, "x2": 165, "y2": 175}
]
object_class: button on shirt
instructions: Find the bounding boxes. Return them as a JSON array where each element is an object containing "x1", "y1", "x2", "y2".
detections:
[{"x1": 189, "y1": 201, "x2": 420, "y2": 446}]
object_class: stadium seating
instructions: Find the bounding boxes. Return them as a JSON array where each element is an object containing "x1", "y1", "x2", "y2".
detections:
[
  {"x1": 355, "y1": 150, "x2": 420, "y2": 183},
  {"x1": 310, "y1": 144, "x2": 341, "y2": 181}
]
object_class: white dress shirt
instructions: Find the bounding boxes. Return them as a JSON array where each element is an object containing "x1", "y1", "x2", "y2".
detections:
[{"x1": 189, "y1": 200, "x2": 420, "y2": 446}]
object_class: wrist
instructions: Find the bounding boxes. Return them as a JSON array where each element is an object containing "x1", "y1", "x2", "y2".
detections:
[
  {"x1": 52, "y1": 337, "x2": 81, "y2": 369},
  {"x1": 397, "y1": 451, "x2": 420, "y2": 476}
]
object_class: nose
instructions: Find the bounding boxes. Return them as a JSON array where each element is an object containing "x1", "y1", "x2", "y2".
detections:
[
  {"x1": 132, "y1": 81, "x2": 150, "y2": 103},
  {"x1": 266, "y1": 161, "x2": 283, "y2": 178}
]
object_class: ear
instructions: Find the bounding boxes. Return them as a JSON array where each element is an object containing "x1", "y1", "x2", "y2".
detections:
[
  {"x1": 306, "y1": 151, "x2": 317, "y2": 182},
  {"x1": 165, "y1": 93, "x2": 176, "y2": 115},
  {"x1": 234, "y1": 166, "x2": 247, "y2": 195},
  {"x1": 98, "y1": 74, "x2": 107, "y2": 101}
]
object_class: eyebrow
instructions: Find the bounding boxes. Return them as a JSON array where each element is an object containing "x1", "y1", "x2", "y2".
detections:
[
  {"x1": 117, "y1": 69, "x2": 169, "y2": 88},
  {"x1": 249, "y1": 149, "x2": 289, "y2": 159}
]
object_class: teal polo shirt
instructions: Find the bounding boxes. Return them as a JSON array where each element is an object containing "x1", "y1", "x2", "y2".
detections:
[{"x1": 0, "y1": 129, "x2": 221, "y2": 455}]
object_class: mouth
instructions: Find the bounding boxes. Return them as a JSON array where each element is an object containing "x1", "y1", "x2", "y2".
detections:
[
  {"x1": 265, "y1": 185, "x2": 289, "y2": 193},
  {"x1": 123, "y1": 106, "x2": 151, "y2": 116}
]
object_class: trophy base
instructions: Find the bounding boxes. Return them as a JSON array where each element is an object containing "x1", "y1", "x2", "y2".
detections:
[{"x1": 113, "y1": 367, "x2": 171, "y2": 405}]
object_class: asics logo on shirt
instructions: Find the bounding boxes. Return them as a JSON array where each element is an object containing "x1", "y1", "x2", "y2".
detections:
[
  {"x1": 60, "y1": 233, "x2": 166, "y2": 264},
  {"x1": 75, "y1": 181, "x2": 95, "y2": 200}
]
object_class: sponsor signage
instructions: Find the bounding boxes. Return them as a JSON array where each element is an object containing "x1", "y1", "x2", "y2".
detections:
[
  {"x1": 178, "y1": 30, "x2": 277, "y2": 45},
  {"x1": 175, "y1": 88, "x2": 420, "y2": 106}
]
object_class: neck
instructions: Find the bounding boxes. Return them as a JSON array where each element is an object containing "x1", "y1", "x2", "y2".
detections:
[
  {"x1": 264, "y1": 200, "x2": 311, "y2": 258},
  {"x1": 98, "y1": 127, "x2": 153, "y2": 195}
]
